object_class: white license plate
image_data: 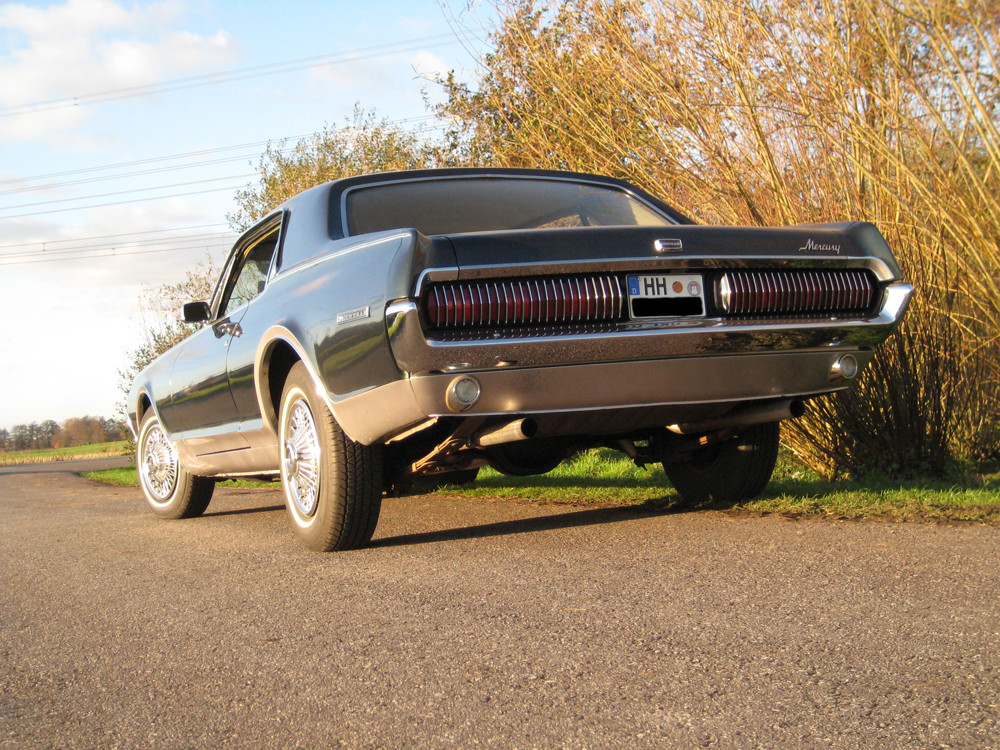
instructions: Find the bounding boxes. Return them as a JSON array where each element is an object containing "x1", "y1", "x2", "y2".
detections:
[{"x1": 627, "y1": 274, "x2": 706, "y2": 318}]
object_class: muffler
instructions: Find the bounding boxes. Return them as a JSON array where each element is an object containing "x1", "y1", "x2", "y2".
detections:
[
  {"x1": 472, "y1": 418, "x2": 538, "y2": 447},
  {"x1": 667, "y1": 399, "x2": 805, "y2": 436}
]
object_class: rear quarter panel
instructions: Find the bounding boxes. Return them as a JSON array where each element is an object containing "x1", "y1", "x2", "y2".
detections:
[{"x1": 261, "y1": 228, "x2": 447, "y2": 409}]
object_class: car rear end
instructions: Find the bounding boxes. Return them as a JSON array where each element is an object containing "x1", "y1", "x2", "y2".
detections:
[{"x1": 382, "y1": 221, "x2": 912, "y2": 440}]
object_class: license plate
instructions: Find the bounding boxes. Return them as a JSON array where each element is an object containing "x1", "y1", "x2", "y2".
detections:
[{"x1": 627, "y1": 274, "x2": 705, "y2": 318}]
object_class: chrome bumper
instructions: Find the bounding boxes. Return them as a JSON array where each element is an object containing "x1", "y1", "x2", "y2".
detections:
[
  {"x1": 335, "y1": 348, "x2": 873, "y2": 445},
  {"x1": 331, "y1": 282, "x2": 911, "y2": 445},
  {"x1": 385, "y1": 282, "x2": 913, "y2": 374}
]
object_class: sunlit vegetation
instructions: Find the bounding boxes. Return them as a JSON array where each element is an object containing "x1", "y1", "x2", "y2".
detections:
[
  {"x1": 433, "y1": 0, "x2": 1000, "y2": 479},
  {"x1": 131, "y1": 0, "x2": 998, "y2": 483},
  {"x1": 0, "y1": 440, "x2": 130, "y2": 465},
  {"x1": 0, "y1": 417, "x2": 127, "y2": 455}
]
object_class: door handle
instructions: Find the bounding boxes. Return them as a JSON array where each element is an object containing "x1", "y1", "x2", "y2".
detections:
[{"x1": 214, "y1": 321, "x2": 243, "y2": 338}]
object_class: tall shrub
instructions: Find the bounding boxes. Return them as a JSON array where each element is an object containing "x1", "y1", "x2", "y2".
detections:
[{"x1": 440, "y1": 0, "x2": 1000, "y2": 476}]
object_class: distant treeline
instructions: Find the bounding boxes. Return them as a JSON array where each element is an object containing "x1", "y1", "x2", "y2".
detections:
[{"x1": 0, "y1": 416, "x2": 127, "y2": 452}]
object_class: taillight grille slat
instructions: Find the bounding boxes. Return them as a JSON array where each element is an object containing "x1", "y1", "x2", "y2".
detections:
[
  {"x1": 716, "y1": 269, "x2": 876, "y2": 315},
  {"x1": 422, "y1": 269, "x2": 876, "y2": 332},
  {"x1": 423, "y1": 274, "x2": 625, "y2": 330}
]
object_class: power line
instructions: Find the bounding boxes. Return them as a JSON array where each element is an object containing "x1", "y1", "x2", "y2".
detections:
[
  {"x1": 0, "y1": 184, "x2": 249, "y2": 220},
  {"x1": 0, "y1": 242, "x2": 234, "y2": 266},
  {"x1": 0, "y1": 232, "x2": 235, "y2": 260},
  {"x1": 0, "y1": 223, "x2": 228, "y2": 251},
  {"x1": 0, "y1": 115, "x2": 442, "y2": 196},
  {"x1": 0, "y1": 153, "x2": 266, "y2": 196},
  {"x1": 0, "y1": 35, "x2": 460, "y2": 118},
  {"x1": 0, "y1": 135, "x2": 312, "y2": 187},
  {"x1": 0, "y1": 174, "x2": 256, "y2": 213}
]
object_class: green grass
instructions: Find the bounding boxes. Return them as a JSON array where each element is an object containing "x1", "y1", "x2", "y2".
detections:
[
  {"x1": 81, "y1": 465, "x2": 277, "y2": 490},
  {"x1": 433, "y1": 449, "x2": 1000, "y2": 524},
  {"x1": 0, "y1": 440, "x2": 131, "y2": 465},
  {"x1": 82, "y1": 448, "x2": 1000, "y2": 524}
]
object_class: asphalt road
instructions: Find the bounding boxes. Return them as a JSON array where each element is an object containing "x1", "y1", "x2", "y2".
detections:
[{"x1": 1, "y1": 462, "x2": 998, "y2": 748}]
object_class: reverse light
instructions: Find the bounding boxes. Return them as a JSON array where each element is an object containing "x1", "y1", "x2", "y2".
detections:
[{"x1": 447, "y1": 376, "x2": 481, "y2": 412}]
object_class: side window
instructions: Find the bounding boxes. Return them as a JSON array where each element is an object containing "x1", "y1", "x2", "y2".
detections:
[{"x1": 218, "y1": 226, "x2": 280, "y2": 318}]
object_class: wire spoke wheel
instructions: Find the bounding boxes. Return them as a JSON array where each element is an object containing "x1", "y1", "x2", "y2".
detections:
[
  {"x1": 141, "y1": 422, "x2": 179, "y2": 503},
  {"x1": 283, "y1": 398, "x2": 321, "y2": 518},
  {"x1": 278, "y1": 362, "x2": 383, "y2": 551},
  {"x1": 136, "y1": 411, "x2": 214, "y2": 519}
]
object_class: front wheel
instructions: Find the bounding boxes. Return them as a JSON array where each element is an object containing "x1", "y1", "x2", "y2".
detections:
[
  {"x1": 278, "y1": 363, "x2": 383, "y2": 551},
  {"x1": 662, "y1": 421, "x2": 780, "y2": 507},
  {"x1": 137, "y1": 411, "x2": 214, "y2": 519}
]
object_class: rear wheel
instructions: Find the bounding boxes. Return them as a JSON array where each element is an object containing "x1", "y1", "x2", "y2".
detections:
[
  {"x1": 663, "y1": 421, "x2": 780, "y2": 507},
  {"x1": 279, "y1": 363, "x2": 383, "y2": 551},
  {"x1": 137, "y1": 411, "x2": 214, "y2": 519}
]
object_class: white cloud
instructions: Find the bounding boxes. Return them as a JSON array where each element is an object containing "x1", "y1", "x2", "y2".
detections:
[
  {"x1": 0, "y1": 0, "x2": 238, "y2": 142},
  {"x1": 0, "y1": 196, "x2": 233, "y2": 428},
  {"x1": 410, "y1": 49, "x2": 450, "y2": 82}
]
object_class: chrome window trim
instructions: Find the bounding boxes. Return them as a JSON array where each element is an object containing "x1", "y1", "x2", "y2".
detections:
[
  {"x1": 339, "y1": 173, "x2": 680, "y2": 237},
  {"x1": 211, "y1": 211, "x2": 286, "y2": 320}
]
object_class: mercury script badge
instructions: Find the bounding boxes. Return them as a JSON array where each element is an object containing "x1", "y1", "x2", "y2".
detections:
[
  {"x1": 797, "y1": 238, "x2": 842, "y2": 254},
  {"x1": 654, "y1": 238, "x2": 683, "y2": 253}
]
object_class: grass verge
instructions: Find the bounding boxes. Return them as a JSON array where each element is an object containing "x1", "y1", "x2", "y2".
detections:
[
  {"x1": 433, "y1": 449, "x2": 1000, "y2": 524},
  {"x1": 0, "y1": 441, "x2": 131, "y2": 465},
  {"x1": 81, "y1": 465, "x2": 277, "y2": 490},
  {"x1": 82, "y1": 449, "x2": 999, "y2": 524}
]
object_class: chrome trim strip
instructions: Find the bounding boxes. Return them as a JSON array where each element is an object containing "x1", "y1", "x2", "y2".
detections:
[
  {"x1": 413, "y1": 256, "x2": 899, "y2": 295},
  {"x1": 339, "y1": 172, "x2": 680, "y2": 237},
  {"x1": 338, "y1": 349, "x2": 873, "y2": 444},
  {"x1": 275, "y1": 232, "x2": 411, "y2": 282},
  {"x1": 389, "y1": 282, "x2": 913, "y2": 375}
]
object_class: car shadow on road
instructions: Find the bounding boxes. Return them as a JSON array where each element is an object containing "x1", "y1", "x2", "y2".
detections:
[
  {"x1": 203, "y1": 504, "x2": 285, "y2": 517},
  {"x1": 370, "y1": 502, "x2": 681, "y2": 548}
]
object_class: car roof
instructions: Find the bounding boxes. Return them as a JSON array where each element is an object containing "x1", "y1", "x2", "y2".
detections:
[{"x1": 275, "y1": 167, "x2": 692, "y2": 239}]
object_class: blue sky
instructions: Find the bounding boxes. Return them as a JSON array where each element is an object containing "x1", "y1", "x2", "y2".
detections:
[{"x1": 0, "y1": 0, "x2": 492, "y2": 429}]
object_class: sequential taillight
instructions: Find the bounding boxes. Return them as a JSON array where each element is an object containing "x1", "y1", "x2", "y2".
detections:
[
  {"x1": 423, "y1": 275, "x2": 626, "y2": 330},
  {"x1": 715, "y1": 270, "x2": 876, "y2": 315}
]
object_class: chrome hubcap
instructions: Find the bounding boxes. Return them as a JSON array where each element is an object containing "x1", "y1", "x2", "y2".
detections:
[
  {"x1": 283, "y1": 399, "x2": 320, "y2": 517},
  {"x1": 141, "y1": 423, "x2": 178, "y2": 502}
]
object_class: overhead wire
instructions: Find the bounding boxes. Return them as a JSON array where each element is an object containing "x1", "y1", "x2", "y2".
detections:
[
  {"x1": 0, "y1": 223, "x2": 229, "y2": 251},
  {"x1": 0, "y1": 242, "x2": 234, "y2": 266},
  {"x1": 0, "y1": 232, "x2": 235, "y2": 260},
  {"x1": 0, "y1": 30, "x2": 452, "y2": 264},
  {"x1": 0, "y1": 114, "x2": 439, "y2": 188},
  {"x1": 0, "y1": 185, "x2": 251, "y2": 221},
  {"x1": 0, "y1": 174, "x2": 257, "y2": 212},
  {"x1": 0, "y1": 119, "x2": 447, "y2": 223},
  {"x1": 0, "y1": 35, "x2": 460, "y2": 118},
  {"x1": 0, "y1": 116, "x2": 443, "y2": 200}
]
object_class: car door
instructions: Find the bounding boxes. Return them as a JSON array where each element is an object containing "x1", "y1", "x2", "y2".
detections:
[
  {"x1": 158, "y1": 221, "x2": 278, "y2": 454},
  {"x1": 219, "y1": 217, "x2": 283, "y2": 435}
]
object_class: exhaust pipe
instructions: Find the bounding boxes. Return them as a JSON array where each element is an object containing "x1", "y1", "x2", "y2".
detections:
[
  {"x1": 472, "y1": 418, "x2": 538, "y2": 447},
  {"x1": 667, "y1": 399, "x2": 805, "y2": 436}
]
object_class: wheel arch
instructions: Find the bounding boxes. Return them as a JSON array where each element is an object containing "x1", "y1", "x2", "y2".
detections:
[
  {"x1": 256, "y1": 332, "x2": 303, "y2": 437},
  {"x1": 255, "y1": 326, "x2": 387, "y2": 445},
  {"x1": 130, "y1": 388, "x2": 159, "y2": 438},
  {"x1": 255, "y1": 327, "x2": 347, "y2": 438}
]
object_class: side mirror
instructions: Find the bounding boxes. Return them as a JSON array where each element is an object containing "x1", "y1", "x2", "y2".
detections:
[{"x1": 182, "y1": 301, "x2": 211, "y2": 323}]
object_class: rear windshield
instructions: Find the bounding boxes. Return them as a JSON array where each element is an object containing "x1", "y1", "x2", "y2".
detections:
[{"x1": 344, "y1": 177, "x2": 674, "y2": 236}]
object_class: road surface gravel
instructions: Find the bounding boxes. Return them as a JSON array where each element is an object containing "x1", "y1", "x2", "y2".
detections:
[{"x1": 1, "y1": 462, "x2": 998, "y2": 748}]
